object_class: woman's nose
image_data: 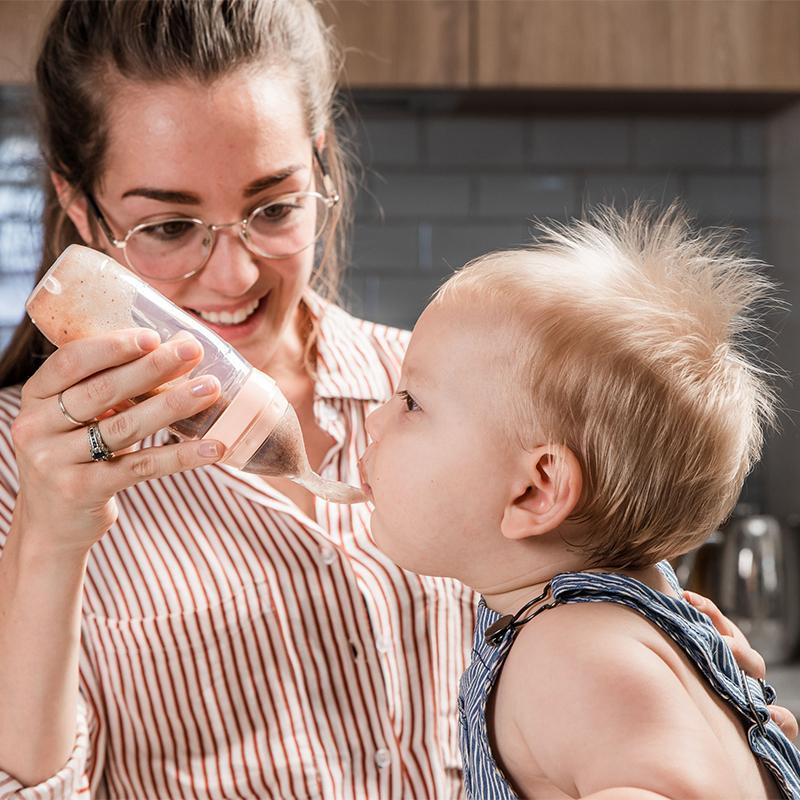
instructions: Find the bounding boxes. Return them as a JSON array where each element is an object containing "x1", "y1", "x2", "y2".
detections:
[{"x1": 198, "y1": 227, "x2": 260, "y2": 297}]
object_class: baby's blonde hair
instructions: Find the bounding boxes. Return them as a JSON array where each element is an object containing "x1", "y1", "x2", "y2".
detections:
[{"x1": 434, "y1": 205, "x2": 777, "y2": 569}]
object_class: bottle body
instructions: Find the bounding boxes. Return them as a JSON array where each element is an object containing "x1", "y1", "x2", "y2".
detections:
[{"x1": 27, "y1": 245, "x2": 262, "y2": 445}]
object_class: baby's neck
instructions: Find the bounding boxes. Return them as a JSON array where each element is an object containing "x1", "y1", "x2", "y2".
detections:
[
  {"x1": 481, "y1": 562, "x2": 672, "y2": 616},
  {"x1": 478, "y1": 551, "x2": 585, "y2": 616}
]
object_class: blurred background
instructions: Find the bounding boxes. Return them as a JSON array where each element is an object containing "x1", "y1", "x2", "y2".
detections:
[{"x1": 2, "y1": 0, "x2": 800, "y2": 685}]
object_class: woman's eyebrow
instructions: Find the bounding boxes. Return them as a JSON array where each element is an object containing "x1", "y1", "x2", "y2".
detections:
[
  {"x1": 243, "y1": 163, "x2": 307, "y2": 198},
  {"x1": 119, "y1": 163, "x2": 307, "y2": 204},
  {"x1": 121, "y1": 187, "x2": 200, "y2": 203}
]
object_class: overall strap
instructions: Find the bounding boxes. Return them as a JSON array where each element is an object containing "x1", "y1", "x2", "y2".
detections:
[{"x1": 483, "y1": 582, "x2": 560, "y2": 647}]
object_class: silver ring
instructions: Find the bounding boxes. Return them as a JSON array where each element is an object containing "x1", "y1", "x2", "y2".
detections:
[
  {"x1": 87, "y1": 422, "x2": 114, "y2": 462},
  {"x1": 58, "y1": 390, "x2": 94, "y2": 428}
]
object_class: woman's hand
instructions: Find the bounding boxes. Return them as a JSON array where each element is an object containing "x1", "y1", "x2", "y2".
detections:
[
  {"x1": 10, "y1": 328, "x2": 223, "y2": 556},
  {"x1": 684, "y1": 590, "x2": 799, "y2": 741}
]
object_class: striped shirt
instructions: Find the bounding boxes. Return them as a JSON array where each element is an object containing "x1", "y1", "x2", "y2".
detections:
[{"x1": 0, "y1": 294, "x2": 478, "y2": 800}]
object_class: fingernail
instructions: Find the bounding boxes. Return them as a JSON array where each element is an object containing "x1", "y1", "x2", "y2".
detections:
[
  {"x1": 199, "y1": 441, "x2": 222, "y2": 458},
  {"x1": 771, "y1": 708, "x2": 786, "y2": 724},
  {"x1": 191, "y1": 378, "x2": 216, "y2": 396},
  {"x1": 136, "y1": 330, "x2": 160, "y2": 351},
  {"x1": 684, "y1": 591, "x2": 702, "y2": 605},
  {"x1": 177, "y1": 339, "x2": 201, "y2": 360}
]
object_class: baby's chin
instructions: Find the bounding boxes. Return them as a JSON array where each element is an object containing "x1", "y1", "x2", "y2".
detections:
[
  {"x1": 371, "y1": 523, "x2": 453, "y2": 578},
  {"x1": 369, "y1": 517, "x2": 423, "y2": 572}
]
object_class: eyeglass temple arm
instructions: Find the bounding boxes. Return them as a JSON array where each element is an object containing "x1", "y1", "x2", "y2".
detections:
[
  {"x1": 313, "y1": 146, "x2": 340, "y2": 205},
  {"x1": 85, "y1": 192, "x2": 124, "y2": 247}
]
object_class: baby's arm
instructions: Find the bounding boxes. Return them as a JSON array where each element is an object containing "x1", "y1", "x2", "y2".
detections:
[{"x1": 494, "y1": 603, "x2": 744, "y2": 799}]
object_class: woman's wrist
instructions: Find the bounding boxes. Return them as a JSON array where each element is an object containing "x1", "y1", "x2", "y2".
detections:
[
  {"x1": 8, "y1": 492, "x2": 97, "y2": 565},
  {"x1": 4, "y1": 514, "x2": 91, "y2": 579}
]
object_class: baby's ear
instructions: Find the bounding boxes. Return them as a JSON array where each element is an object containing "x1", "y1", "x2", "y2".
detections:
[{"x1": 500, "y1": 444, "x2": 583, "y2": 540}]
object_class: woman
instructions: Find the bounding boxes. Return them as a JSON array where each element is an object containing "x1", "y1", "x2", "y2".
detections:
[{"x1": 0, "y1": 2, "x2": 791, "y2": 798}]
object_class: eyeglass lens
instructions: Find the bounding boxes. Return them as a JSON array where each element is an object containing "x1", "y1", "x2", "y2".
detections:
[{"x1": 126, "y1": 192, "x2": 330, "y2": 279}]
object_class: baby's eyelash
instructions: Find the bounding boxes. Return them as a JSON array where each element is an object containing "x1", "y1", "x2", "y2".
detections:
[{"x1": 397, "y1": 390, "x2": 421, "y2": 412}]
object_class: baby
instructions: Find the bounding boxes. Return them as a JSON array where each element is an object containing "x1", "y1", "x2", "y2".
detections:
[{"x1": 358, "y1": 206, "x2": 800, "y2": 799}]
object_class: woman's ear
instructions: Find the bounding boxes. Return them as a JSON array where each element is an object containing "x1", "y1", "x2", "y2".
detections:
[
  {"x1": 50, "y1": 171, "x2": 93, "y2": 245},
  {"x1": 500, "y1": 444, "x2": 583, "y2": 541}
]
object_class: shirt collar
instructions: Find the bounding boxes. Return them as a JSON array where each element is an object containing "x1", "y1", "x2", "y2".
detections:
[{"x1": 304, "y1": 290, "x2": 395, "y2": 403}]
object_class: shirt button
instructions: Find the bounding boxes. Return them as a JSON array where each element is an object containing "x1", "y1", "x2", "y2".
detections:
[
  {"x1": 374, "y1": 749, "x2": 391, "y2": 769},
  {"x1": 375, "y1": 634, "x2": 391, "y2": 653},
  {"x1": 320, "y1": 547, "x2": 337, "y2": 566}
]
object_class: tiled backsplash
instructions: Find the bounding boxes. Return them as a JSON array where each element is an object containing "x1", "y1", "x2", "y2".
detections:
[
  {"x1": 0, "y1": 87, "x2": 768, "y2": 503},
  {"x1": 0, "y1": 87, "x2": 41, "y2": 346},
  {"x1": 347, "y1": 100, "x2": 764, "y2": 328},
  {"x1": 0, "y1": 87, "x2": 766, "y2": 337}
]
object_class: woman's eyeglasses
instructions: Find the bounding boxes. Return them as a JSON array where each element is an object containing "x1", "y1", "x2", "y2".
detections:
[{"x1": 85, "y1": 147, "x2": 340, "y2": 282}]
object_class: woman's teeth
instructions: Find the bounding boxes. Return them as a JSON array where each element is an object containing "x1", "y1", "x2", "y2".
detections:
[{"x1": 195, "y1": 297, "x2": 261, "y2": 325}]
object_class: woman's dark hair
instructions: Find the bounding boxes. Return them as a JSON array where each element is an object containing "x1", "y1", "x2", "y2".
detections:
[{"x1": 0, "y1": 0, "x2": 352, "y2": 388}]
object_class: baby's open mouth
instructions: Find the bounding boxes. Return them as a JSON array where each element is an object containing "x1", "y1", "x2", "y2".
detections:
[{"x1": 357, "y1": 460, "x2": 375, "y2": 504}]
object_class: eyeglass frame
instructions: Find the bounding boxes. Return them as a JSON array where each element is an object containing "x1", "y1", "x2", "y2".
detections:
[{"x1": 84, "y1": 146, "x2": 340, "y2": 283}]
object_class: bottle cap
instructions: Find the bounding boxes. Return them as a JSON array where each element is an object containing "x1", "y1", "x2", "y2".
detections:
[{"x1": 205, "y1": 369, "x2": 289, "y2": 468}]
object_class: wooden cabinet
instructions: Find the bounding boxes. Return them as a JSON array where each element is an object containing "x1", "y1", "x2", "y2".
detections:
[
  {"x1": 474, "y1": 0, "x2": 800, "y2": 91},
  {"x1": 328, "y1": 0, "x2": 800, "y2": 92},
  {"x1": 319, "y1": 0, "x2": 471, "y2": 88},
  {"x1": 3, "y1": 0, "x2": 800, "y2": 91},
  {"x1": 0, "y1": 0, "x2": 57, "y2": 84}
]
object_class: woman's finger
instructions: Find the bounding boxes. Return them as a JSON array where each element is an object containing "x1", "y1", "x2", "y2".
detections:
[
  {"x1": 720, "y1": 635, "x2": 767, "y2": 680},
  {"x1": 685, "y1": 591, "x2": 768, "y2": 679},
  {"x1": 99, "y1": 438, "x2": 224, "y2": 493},
  {"x1": 70, "y1": 375, "x2": 221, "y2": 458},
  {"x1": 53, "y1": 333, "x2": 204, "y2": 429},
  {"x1": 24, "y1": 328, "x2": 161, "y2": 400},
  {"x1": 768, "y1": 705, "x2": 799, "y2": 741},
  {"x1": 684, "y1": 590, "x2": 734, "y2": 636}
]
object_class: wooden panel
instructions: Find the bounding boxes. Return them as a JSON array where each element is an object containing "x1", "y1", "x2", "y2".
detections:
[
  {"x1": 476, "y1": 0, "x2": 800, "y2": 91},
  {"x1": 322, "y1": 0, "x2": 471, "y2": 88},
  {"x1": 0, "y1": 0, "x2": 57, "y2": 84},
  {"x1": 2, "y1": 0, "x2": 470, "y2": 89}
]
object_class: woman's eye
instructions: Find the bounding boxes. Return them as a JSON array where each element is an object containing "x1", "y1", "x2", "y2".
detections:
[
  {"x1": 397, "y1": 390, "x2": 420, "y2": 412},
  {"x1": 140, "y1": 219, "x2": 197, "y2": 241},
  {"x1": 256, "y1": 201, "x2": 299, "y2": 223}
]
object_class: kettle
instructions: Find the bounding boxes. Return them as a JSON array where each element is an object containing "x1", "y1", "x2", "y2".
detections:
[{"x1": 679, "y1": 512, "x2": 800, "y2": 665}]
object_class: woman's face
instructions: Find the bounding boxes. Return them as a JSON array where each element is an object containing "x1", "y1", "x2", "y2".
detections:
[{"x1": 82, "y1": 69, "x2": 321, "y2": 373}]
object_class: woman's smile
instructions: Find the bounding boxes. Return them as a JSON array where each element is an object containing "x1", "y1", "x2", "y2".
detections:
[{"x1": 184, "y1": 291, "x2": 271, "y2": 342}]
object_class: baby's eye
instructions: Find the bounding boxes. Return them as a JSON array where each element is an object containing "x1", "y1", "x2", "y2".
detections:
[{"x1": 397, "y1": 390, "x2": 421, "y2": 412}]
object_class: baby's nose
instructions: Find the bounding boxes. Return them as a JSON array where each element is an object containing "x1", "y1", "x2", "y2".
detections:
[{"x1": 365, "y1": 402, "x2": 388, "y2": 441}]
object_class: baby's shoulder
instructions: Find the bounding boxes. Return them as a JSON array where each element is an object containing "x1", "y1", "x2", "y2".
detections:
[
  {"x1": 494, "y1": 597, "x2": 748, "y2": 798},
  {"x1": 510, "y1": 596, "x2": 650, "y2": 650},
  {"x1": 503, "y1": 599, "x2": 684, "y2": 706}
]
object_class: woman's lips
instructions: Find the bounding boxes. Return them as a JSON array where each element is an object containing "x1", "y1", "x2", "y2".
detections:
[{"x1": 185, "y1": 293, "x2": 270, "y2": 341}]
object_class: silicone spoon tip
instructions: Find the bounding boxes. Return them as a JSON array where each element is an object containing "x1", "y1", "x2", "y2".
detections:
[{"x1": 294, "y1": 473, "x2": 366, "y2": 504}]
